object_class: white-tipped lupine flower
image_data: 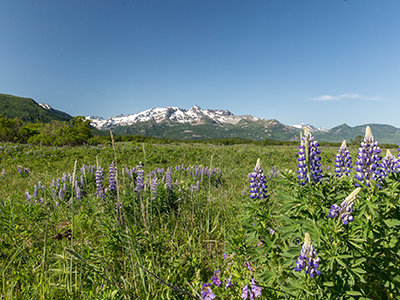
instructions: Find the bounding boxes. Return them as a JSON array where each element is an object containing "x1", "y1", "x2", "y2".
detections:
[
  {"x1": 329, "y1": 187, "x2": 361, "y2": 225},
  {"x1": 297, "y1": 128, "x2": 322, "y2": 185},
  {"x1": 334, "y1": 140, "x2": 353, "y2": 177},
  {"x1": 294, "y1": 233, "x2": 321, "y2": 278},
  {"x1": 355, "y1": 126, "x2": 382, "y2": 187},
  {"x1": 380, "y1": 149, "x2": 399, "y2": 178}
]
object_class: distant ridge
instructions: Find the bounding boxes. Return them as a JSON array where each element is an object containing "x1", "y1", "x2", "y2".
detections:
[{"x1": 0, "y1": 93, "x2": 72, "y2": 123}]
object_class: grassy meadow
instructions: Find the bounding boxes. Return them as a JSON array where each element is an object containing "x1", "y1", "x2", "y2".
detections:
[{"x1": 1, "y1": 139, "x2": 399, "y2": 299}]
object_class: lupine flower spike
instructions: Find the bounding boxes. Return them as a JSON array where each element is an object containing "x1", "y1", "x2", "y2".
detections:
[
  {"x1": 334, "y1": 140, "x2": 353, "y2": 177},
  {"x1": 297, "y1": 128, "x2": 322, "y2": 185},
  {"x1": 294, "y1": 233, "x2": 321, "y2": 278},
  {"x1": 328, "y1": 187, "x2": 361, "y2": 225},
  {"x1": 380, "y1": 149, "x2": 398, "y2": 178},
  {"x1": 201, "y1": 283, "x2": 216, "y2": 300},
  {"x1": 355, "y1": 126, "x2": 382, "y2": 187},
  {"x1": 249, "y1": 159, "x2": 268, "y2": 199}
]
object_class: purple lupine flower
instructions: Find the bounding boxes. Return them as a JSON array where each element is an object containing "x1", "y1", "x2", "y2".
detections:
[
  {"x1": 249, "y1": 159, "x2": 268, "y2": 199},
  {"x1": 201, "y1": 283, "x2": 216, "y2": 300},
  {"x1": 95, "y1": 167, "x2": 105, "y2": 199},
  {"x1": 329, "y1": 187, "x2": 361, "y2": 225},
  {"x1": 355, "y1": 126, "x2": 382, "y2": 187},
  {"x1": 18, "y1": 165, "x2": 22, "y2": 174},
  {"x1": 225, "y1": 277, "x2": 232, "y2": 289},
  {"x1": 251, "y1": 278, "x2": 262, "y2": 298},
  {"x1": 297, "y1": 128, "x2": 322, "y2": 185},
  {"x1": 75, "y1": 181, "x2": 81, "y2": 200},
  {"x1": 108, "y1": 161, "x2": 117, "y2": 191},
  {"x1": 135, "y1": 162, "x2": 144, "y2": 194},
  {"x1": 80, "y1": 175, "x2": 84, "y2": 188},
  {"x1": 380, "y1": 149, "x2": 398, "y2": 178},
  {"x1": 150, "y1": 175, "x2": 159, "y2": 196},
  {"x1": 334, "y1": 140, "x2": 353, "y2": 177},
  {"x1": 63, "y1": 182, "x2": 67, "y2": 192},
  {"x1": 58, "y1": 188, "x2": 63, "y2": 200},
  {"x1": 25, "y1": 191, "x2": 32, "y2": 201},
  {"x1": 166, "y1": 167, "x2": 172, "y2": 193},
  {"x1": 223, "y1": 253, "x2": 227, "y2": 260},
  {"x1": 33, "y1": 185, "x2": 38, "y2": 198},
  {"x1": 294, "y1": 233, "x2": 321, "y2": 278},
  {"x1": 241, "y1": 285, "x2": 254, "y2": 300},
  {"x1": 267, "y1": 227, "x2": 275, "y2": 235},
  {"x1": 62, "y1": 173, "x2": 67, "y2": 182},
  {"x1": 211, "y1": 269, "x2": 221, "y2": 286}
]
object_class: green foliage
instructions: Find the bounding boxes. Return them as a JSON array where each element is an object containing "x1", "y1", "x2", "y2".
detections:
[
  {"x1": 1, "y1": 141, "x2": 400, "y2": 299},
  {"x1": 0, "y1": 93, "x2": 72, "y2": 123},
  {"x1": 0, "y1": 115, "x2": 92, "y2": 145}
]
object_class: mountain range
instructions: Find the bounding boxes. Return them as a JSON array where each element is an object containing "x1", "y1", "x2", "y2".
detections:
[
  {"x1": 1, "y1": 93, "x2": 400, "y2": 144},
  {"x1": 86, "y1": 105, "x2": 400, "y2": 144}
]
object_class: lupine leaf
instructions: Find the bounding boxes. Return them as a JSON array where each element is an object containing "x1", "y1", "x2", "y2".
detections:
[{"x1": 384, "y1": 219, "x2": 400, "y2": 227}]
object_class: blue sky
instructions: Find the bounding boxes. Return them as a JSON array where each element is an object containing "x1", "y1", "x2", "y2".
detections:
[{"x1": 1, "y1": 0, "x2": 399, "y2": 129}]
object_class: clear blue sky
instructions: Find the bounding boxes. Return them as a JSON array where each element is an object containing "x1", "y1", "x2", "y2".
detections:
[{"x1": 1, "y1": 0, "x2": 399, "y2": 129}]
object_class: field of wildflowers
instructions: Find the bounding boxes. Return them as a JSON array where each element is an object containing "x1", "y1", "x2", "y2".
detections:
[{"x1": 0, "y1": 126, "x2": 399, "y2": 299}]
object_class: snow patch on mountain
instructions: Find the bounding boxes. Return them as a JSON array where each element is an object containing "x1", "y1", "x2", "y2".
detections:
[
  {"x1": 86, "y1": 106, "x2": 260, "y2": 130},
  {"x1": 291, "y1": 123, "x2": 328, "y2": 133},
  {"x1": 38, "y1": 103, "x2": 51, "y2": 110}
]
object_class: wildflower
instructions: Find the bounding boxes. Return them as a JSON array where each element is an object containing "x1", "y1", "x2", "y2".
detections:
[
  {"x1": 354, "y1": 126, "x2": 382, "y2": 187},
  {"x1": 75, "y1": 181, "x2": 81, "y2": 200},
  {"x1": 150, "y1": 175, "x2": 159, "y2": 196},
  {"x1": 95, "y1": 167, "x2": 105, "y2": 199},
  {"x1": 211, "y1": 269, "x2": 221, "y2": 286},
  {"x1": 201, "y1": 283, "x2": 216, "y2": 300},
  {"x1": 166, "y1": 167, "x2": 172, "y2": 193},
  {"x1": 334, "y1": 140, "x2": 353, "y2": 177},
  {"x1": 241, "y1": 282, "x2": 261, "y2": 300},
  {"x1": 251, "y1": 278, "x2": 262, "y2": 298},
  {"x1": 58, "y1": 188, "x2": 63, "y2": 200},
  {"x1": 225, "y1": 277, "x2": 232, "y2": 289},
  {"x1": 329, "y1": 187, "x2": 361, "y2": 225},
  {"x1": 109, "y1": 162, "x2": 117, "y2": 191},
  {"x1": 25, "y1": 191, "x2": 32, "y2": 201},
  {"x1": 267, "y1": 227, "x2": 275, "y2": 235},
  {"x1": 18, "y1": 165, "x2": 22, "y2": 174},
  {"x1": 135, "y1": 162, "x2": 144, "y2": 194},
  {"x1": 297, "y1": 128, "x2": 322, "y2": 185},
  {"x1": 294, "y1": 233, "x2": 321, "y2": 278},
  {"x1": 241, "y1": 285, "x2": 252, "y2": 300},
  {"x1": 33, "y1": 185, "x2": 38, "y2": 198},
  {"x1": 223, "y1": 253, "x2": 227, "y2": 260},
  {"x1": 249, "y1": 159, "x2": 268, "y2": 199},
  {"x1": 380, "y1": 149, "x2": 398, "y2": 178}
]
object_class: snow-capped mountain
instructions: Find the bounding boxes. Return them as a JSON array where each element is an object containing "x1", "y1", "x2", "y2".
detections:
[
  {"x1": 290, "y1": 123, "x2": 328, "y2": 133},
  {"x1": 87, "y1": 105, "x2": 262, "y2": 130}
]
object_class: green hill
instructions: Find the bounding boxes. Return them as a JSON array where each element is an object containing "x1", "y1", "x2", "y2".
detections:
[
  {"x1": 314, "y1": 123, "x2": 400, "y2": 145},
  {"x1": 0, "y1": 93, "x2": 72, "y2": 123}
]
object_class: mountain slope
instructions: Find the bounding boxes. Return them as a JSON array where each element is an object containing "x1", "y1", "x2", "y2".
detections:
[
  {"x1": 0, "y1": 93, "x2": 72, "y2": 123},
  {"x1": 314, "y1": 123, "x2": 400, "y2": 144}
]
